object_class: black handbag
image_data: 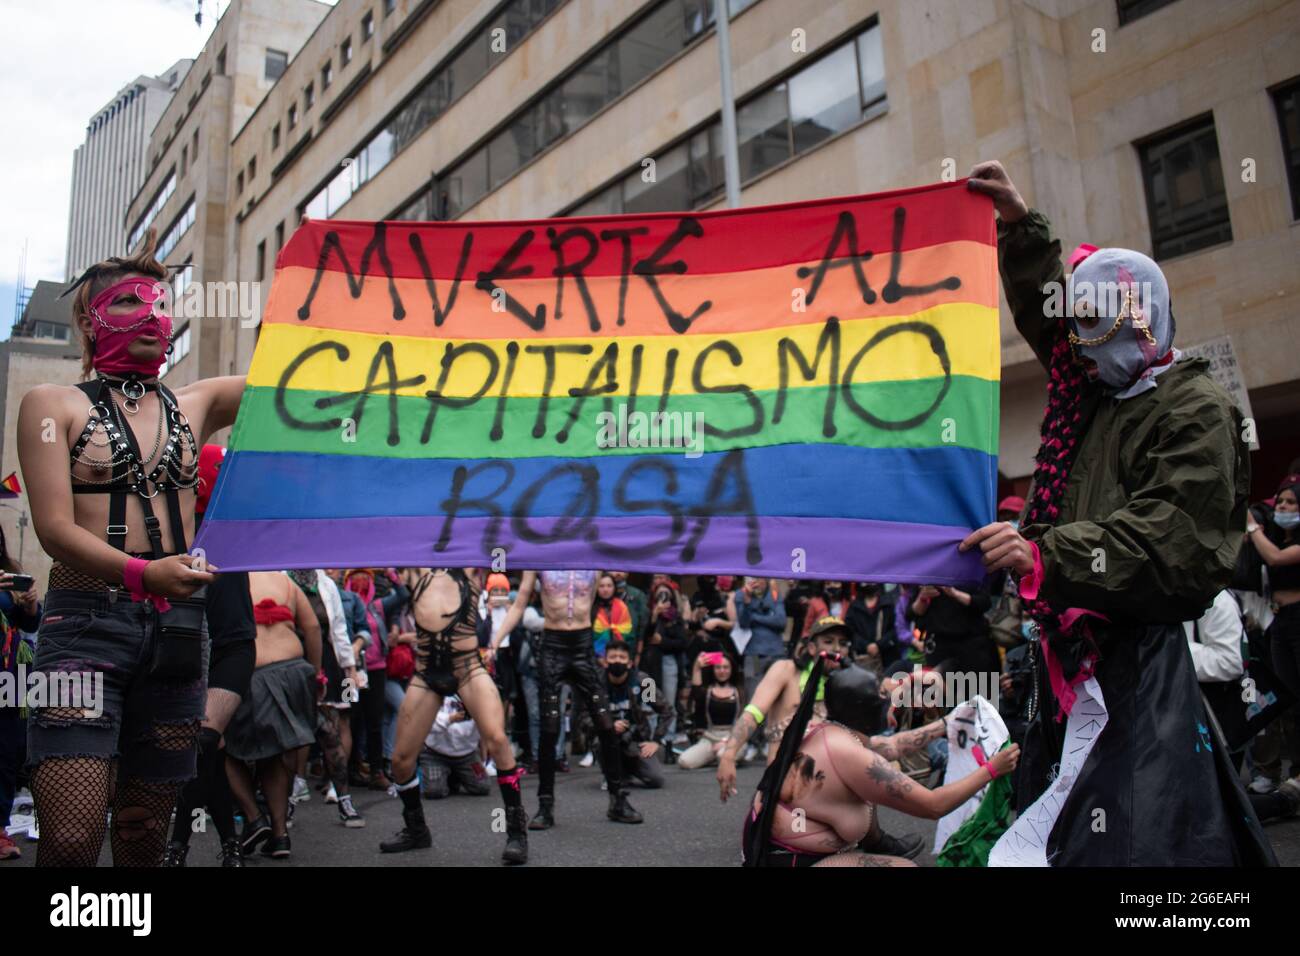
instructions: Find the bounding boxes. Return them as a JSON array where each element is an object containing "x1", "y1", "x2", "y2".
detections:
[{"x1": 150, "y1": 587, "x2": 207, "y2": 681}]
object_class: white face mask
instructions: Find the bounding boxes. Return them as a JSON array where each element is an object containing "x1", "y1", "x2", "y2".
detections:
[{"x1": 1275, "y1": 511, "x2": 1300, "y2": 530}]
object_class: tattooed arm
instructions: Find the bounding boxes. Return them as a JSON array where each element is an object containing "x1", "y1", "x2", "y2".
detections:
[
  {"x1": 851, "y1": 738, "x2": 1020, "y2": 819},
  {"x1": 866, "y1": 717, "x2": 947, "y2": 761}
]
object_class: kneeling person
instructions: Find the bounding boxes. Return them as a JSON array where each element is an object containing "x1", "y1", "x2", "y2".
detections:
[
  {"x1": 594, "y1": 641, "x2": 668, "y2": 790},
  {"x1": 419, "y1": 696, "x2": 491, "y2": 800}
]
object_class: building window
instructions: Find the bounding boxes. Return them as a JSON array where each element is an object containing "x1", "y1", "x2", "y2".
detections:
[
  {"x1": 1138, "y1": 115, "x2": 1232, "y2": 260},
  {"x1": 237, "y1": 170, "x2": 244, "y2": 194},
  {"x1": 1117, "y1": 0, "x2": 1179, "y2": 26},
  {"x1": 275, "y1": 220, "x2": 286, "y2": 251},
  {"x1": 256, "y1": 240, "x2": 266, "y2": 282},
  {"x1": 384, "y1": 0, "x2": 395, "y2": 15},
  {"x1": 304, "y1": 82, "x2": 315, "y2": 109},
  {"x1": 272, "y1": 123, "x2": 281, "y2": 149},
  {"x1": 128, "y1": 169, "x2": 177, "y2": 251},
  {"x1": 561, "y1": 20, "x2": 888, "y2": 217},
  {"x1": 157, "y1": 199, "x2": 196, "y2": 260},
  {"x1": 342, "y1": 36, "x2": 353, "y2": 65},
  {"x1": 265, "y1": 48, "x2": 289, "y2": 81},
  {"x1": 180, "y1": 144, "x2": 188, "y2": 177},
  {"x1": 289, "y1": 104, "x2": 298, "y2": 130},
  {"x1": 192, "y1": 128, "x2": 199, "y2": 162},
  {"x1": 1273, "y1": 77, "x2": 1300, "y2": 221},
  {"x1": 322, "y1": 60, "x2": 333, "y2": 89},
  {"x1": 216, "y1": 46, "x2": 227, "y2": 75},
  {"x1": 249, "y1": 156, "x2": 257, "y2": 181},
  {"x1": 362, "y1": 11, "x2": 374, "y2": 40},
  {"x1": 171, "y1": 260, "x2": 194, "y2": 305}
]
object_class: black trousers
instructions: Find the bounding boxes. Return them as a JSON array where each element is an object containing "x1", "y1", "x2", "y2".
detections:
[{"x1": 535, "y1": 629, "x2": 622, "y2": 798}]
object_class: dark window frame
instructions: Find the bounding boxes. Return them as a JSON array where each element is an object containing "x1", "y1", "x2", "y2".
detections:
[
  {"x1": 1117, "y1": 0, "x2": 1179, "y2": 26},
  {"x1": 1271, "y1": 76, "x2": 1300, "y2": 221},
  {"x1": 1137, "y1": 113, "x2": 1233, "y2": 260},
  {"x1": 265, "y1": 48, "x2": 289, "y2": 81}
]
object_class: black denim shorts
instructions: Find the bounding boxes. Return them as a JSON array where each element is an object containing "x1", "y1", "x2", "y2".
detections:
[{"x1": 26, "y1": 588, "x2": 209, "y2": 785}]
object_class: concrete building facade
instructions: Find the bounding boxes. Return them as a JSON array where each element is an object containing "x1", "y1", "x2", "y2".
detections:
[
  {"x1": 65, "y1": 61, "x2": 192, "y2": 282},
  {"x1": 123, "y1": 0, "x2": 331, "y2": 392},
  {"x1": 213, "y1": 0, "x2": 1300, "y2": 498}
]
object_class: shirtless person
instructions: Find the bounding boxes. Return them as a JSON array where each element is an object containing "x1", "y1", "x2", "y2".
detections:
[
  {"x1": 743, "y1": 663, "x2": 1020, "y2": 866},
  {"x1": 17, "y1": 235, "x2": 243, "y2": 866},
  {"x1": 381, "y1": 568, "x2": 532, "y2": 864},
  {"x1": 487, "y1": 571, "x2": 642, "y2": 829},
  {"x1": 719, "y1": 615, "x2": 936, "y2": 858}
]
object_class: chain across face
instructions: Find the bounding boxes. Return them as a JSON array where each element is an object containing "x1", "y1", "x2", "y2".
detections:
[{"x1": 85, "y1": 276, "x2": 174, "y2": 376}]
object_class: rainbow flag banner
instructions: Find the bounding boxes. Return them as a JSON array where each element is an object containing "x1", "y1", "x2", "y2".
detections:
[{"x1": 195, "y1": 180, "x2": 998, "y2": 582}]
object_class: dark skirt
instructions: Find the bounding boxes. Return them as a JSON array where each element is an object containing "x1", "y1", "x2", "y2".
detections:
[{"x1": 226, "y1": 657, "x2": 318, "y2": 762}]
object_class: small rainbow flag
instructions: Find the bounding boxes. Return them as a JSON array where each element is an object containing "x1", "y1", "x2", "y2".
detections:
[
  {"x1": 196, "y1": 181, "x2": 998, "y2": 582},
  {"x1": 0, "y1": 472, "x2": 21, "y2": 498}
]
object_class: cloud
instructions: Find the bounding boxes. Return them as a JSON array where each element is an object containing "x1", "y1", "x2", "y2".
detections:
[{"x1": 0, "y1": 0, "x2": 222, "y2": 324}]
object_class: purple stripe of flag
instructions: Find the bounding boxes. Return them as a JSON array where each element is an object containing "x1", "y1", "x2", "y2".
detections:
[{"x1": 193, "y1": 514, "x2": 987, "y2": 585}]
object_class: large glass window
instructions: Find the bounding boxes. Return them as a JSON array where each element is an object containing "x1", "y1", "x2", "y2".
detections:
[
  {"x1": 737, "y1": 84, "x2": 791, "y2": 181},
  {"x1": 128, "y1": 170, "x2": 177, "y2": 251},
  {"x1": 789, "y1": 42, "x2": 860, "y2": 154},
  {"x1": 617, "y1": 2, "x2": 690, "y2": 92},
  {"x1": 157, "y1": 199, "x2": 196, "y2": 260},
  {"x1": 1139, "y1": 116, "x2": 1232, "y2": 259},
  {"x1": 444, "y1": 150, "x2": 489, "y2": 218},
  {"x1": 561, "y1": 19, "x2": 888, "y2": 217},
  {"x1": 1273, "y1": 78, "x2": 1300, "y2": 221},
  {"x1": 301, "y1": 0, "x2": 567, "y2": 220},
  {"x1": 265, "y1": 49, "x2": 288, "y2": 81}
]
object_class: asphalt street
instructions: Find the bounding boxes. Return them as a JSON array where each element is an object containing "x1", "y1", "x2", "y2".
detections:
[{"x1": 8, "y1": 758, "x2": 1300, "y2": 867}]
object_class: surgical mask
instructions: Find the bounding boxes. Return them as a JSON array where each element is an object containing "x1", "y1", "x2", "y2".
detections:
[
  {"x1": 1275, "y1": 512, "x2": 1300, "y2": 530},
  {"x1": 86, "y1": 277, "x2": 173, "y2": 376},
  {"x1": 1068, "y1": 249, "x2": 1174, "y2": 398},
  {"x1": 607, "y1": 662, "x2": 629, "y2": 678}
]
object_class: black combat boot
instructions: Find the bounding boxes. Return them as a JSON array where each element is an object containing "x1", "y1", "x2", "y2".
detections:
[
  {"x1": 502, "y1": 806, "x2": 529, "y2": 864},
  {"x1": 607, "y1": 786, "x2": 643, "y2": 824},
  {"x1": 380, "y1": 807, "x2": 432, "y2": 853},
  {"x1": 528, "y1": 795, "x2": 555, "y2": 831}
]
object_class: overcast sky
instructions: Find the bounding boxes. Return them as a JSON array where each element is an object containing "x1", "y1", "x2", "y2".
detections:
[{"x1": 0, "y1": 0, "x2": 242, "y2": 334}]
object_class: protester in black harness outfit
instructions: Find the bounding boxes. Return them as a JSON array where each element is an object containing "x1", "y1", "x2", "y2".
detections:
[{"x1": 16, "y1": 231, "x2": 244, "y2": 866}]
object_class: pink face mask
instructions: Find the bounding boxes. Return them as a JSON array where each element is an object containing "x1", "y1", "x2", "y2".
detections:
[{"x1": 86, "y1": 277, "x2": 173, "y2": 376}]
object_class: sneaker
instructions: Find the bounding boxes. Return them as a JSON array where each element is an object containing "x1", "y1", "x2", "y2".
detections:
[
  {"x1": 578, "y1": 752, "x2": 594, "y2": 768},
  {"x1": 260, "y1": 834, "x2": 292, "y2": 859},
  {"x1": 369, "y1": 771, "x2": 393, "y2": 791},
  {"x1": 240, "y1": 814, "x2": 272, "y2": 853},
  {"x1": 7, "y1": 813, "x2": 35, "y2": 840},
  {"x1": 323, "y1": 782, "x2": 339, "y2": 805},
  {"x1": 291, "y1": 776, "x2": 311, "y2": 804},
  {"x1": 338, "y1": 794, "x2": 366, "y2": 828},
  {"x1": 556, "y1": 759, "x2": 571, "y2": 774},
  {"x1": 600, "y1": 780, "x2": 608, "y2": 792},
  {"x1": 161, "y1": 840, "x2": 189, "y2": 867},
  {"x1": 485, "y1": 759, "x2": 498, "y2": 777},
  {"x1": 286, "y1": 801, "x2": 295, "y2": 830},
  {"x1": 0, "y1": 829, "x2": 21, "y2": 860},
  {"x1": 741, "y1": 744, "x2": 760, "y2": 764},
  {"x1": 1249, "y1": 775, "x2": 1277, "y2": 794}
]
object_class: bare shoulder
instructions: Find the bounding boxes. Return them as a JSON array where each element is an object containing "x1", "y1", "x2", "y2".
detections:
[{"x1": 19, "y1": 382, "x2": 89, "y2": 427}]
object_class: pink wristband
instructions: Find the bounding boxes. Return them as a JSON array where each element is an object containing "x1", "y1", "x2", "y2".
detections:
[
  {"x1": 123, "y1": 557, "x2": 171, "y2": 612},
  {"x1": 986, "y1": 762, "x2": 1000, "y2": 780}
]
